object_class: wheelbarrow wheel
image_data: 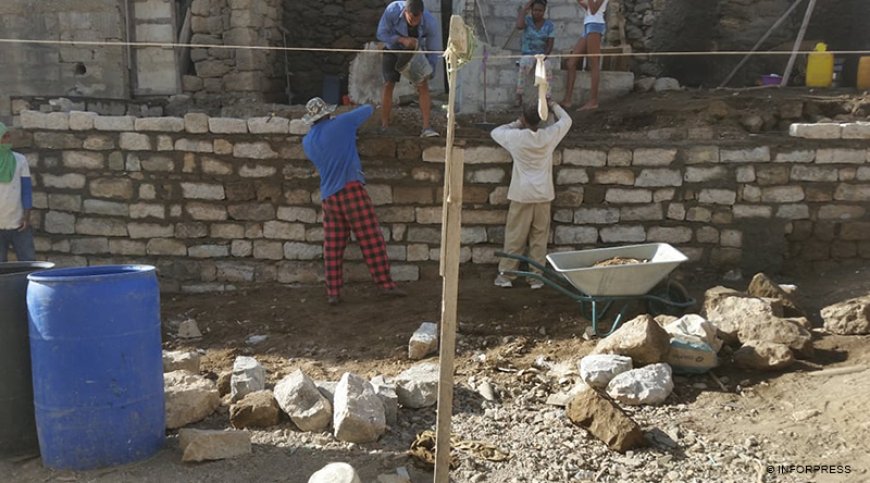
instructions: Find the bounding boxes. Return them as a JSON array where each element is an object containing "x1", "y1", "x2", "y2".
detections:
[{"x1": 646, "y1": 280, "x2": 692, "y2": 317}]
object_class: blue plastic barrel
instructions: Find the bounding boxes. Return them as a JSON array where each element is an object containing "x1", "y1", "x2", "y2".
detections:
[
  {"x1": 26, "y1": 265, "x2": 165, "y2": 470},
  {"x1": 0, "y1": 261, "x2": 54, "y2": 456}
]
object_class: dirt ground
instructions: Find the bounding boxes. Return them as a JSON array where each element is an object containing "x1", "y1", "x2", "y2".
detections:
[
  {"x1": 3, "y1": 260, "x2": 868, "y2": 482},
  {"x1": 409, "y1": 86, "x2": 870, "y2": 142}
]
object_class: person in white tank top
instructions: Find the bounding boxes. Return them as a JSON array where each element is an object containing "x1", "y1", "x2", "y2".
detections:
[{"x1": 561, "y1": 0, "x2": 608, "y2": 111}]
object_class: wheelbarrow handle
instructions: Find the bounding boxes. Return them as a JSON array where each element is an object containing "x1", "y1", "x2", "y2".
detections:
[{"x1": 495, "y1": 251, "x2": 549, "y2": 274}]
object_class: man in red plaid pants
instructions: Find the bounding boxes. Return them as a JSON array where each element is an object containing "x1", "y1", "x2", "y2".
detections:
[{"x1": 301, "y1": 97, "x2": 406, "y2": 305}]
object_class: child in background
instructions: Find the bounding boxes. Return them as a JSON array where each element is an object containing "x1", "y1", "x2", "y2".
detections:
[
  {"x1": 561, "y1": 0, "x2": 608, "y2": 110},
  {"x1": 515, "y1": 0, "x2": 555, "y2": 107}
]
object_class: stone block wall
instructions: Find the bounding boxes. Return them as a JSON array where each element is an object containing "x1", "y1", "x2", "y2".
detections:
[
  {"x1": 0, "y1": 0, "x2": 128, "y2": 122},
  {"x1": 184, "y1": 0, "x2": 285, "y2": 108},
  {"x1": 15, "y1": 109, "x2": 870, "y2": 292}
]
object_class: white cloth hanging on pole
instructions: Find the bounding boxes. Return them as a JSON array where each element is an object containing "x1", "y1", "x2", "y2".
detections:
[{"x1": 534, "y1": 54, "x2": 548, "y2": 120}]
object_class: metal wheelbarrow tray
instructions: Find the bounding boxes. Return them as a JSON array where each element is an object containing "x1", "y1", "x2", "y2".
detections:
[{"x1": 497, "y1": 243, "x2": 696, "y2": 337}]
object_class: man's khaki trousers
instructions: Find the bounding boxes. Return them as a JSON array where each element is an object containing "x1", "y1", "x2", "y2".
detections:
[{"x1": 497, "y1": 200, "x2": 551, "y2": 279}]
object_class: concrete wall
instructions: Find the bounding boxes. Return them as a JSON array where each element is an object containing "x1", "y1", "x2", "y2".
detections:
[
  {"x1": 133, "y1": 0, "x2": 180, "y2": 95},
  {"x1": 0, "y1": 0, "x2": 129, "y2": 121},
  {"x1": 13, "y1": 108, "x2": 870, "y2": 291}
]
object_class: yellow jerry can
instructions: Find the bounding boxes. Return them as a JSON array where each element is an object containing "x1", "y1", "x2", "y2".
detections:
[
  {"x1": 857, "y1": 56, "x2": 870, "y2": 90},
  {"x1": 806, "y1": 42, "x2": 833, "y2": 88}
]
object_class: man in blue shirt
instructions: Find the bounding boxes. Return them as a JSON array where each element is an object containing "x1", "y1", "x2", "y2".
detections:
[
  {"x1": 301, "y1": 98, "x2": 406, "y2": 305},
  {"x1": 376, "y1": 0, "x2": 442, "y2": 138}
]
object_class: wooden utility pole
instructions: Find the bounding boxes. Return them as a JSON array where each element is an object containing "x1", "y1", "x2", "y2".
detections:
[
  {"x1": 781, "y1": 0, "x2": 818, "y2": 86},
  {"x1": 434, "y1": 15, "x2": 469, "y2": 483}
]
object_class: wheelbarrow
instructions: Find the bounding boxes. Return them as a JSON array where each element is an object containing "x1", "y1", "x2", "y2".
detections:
[{"x1": 497, "y1": 243, "x2": 696, "y2": 337}]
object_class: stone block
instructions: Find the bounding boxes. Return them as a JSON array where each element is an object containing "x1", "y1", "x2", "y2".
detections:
[
  {"x1": 20, "y1": 110, "x2": 47, "y2": 129},
  {"x1": 109, "y1": 239, "x2": 147, "y2": 255},
  {"x1": 184, "y1": 113, "x2": 209, "y2": 133},
  {"x1": 463, "y1": 146, "x2": 511, "y2": 164},
  {"x1": 62, "y1": 151, "x2": 104, "y2": 170},
  {"x1": 775, "y1": 204, "x2": 809, "y2": 220},
  {"x1": 736, "y1": 166, "x2": 756, "y2": 183},
  {"x1": 94, "y1": 116, "x2": 135, "y2": 131},
  {"x1": 84, "y1": 199, "x2": 128, "y2": 216},
  {"x1": 815, "y1": 148, "x2": 865, "y2": 164},
  {"x1": 90, "y1": 178, "x2": 133, "y2": 199},
  {"x1": 289, "y1": 119, "x2": 310, "y2": 135},
  {"x1": 187, "y1": 244, "x2": 230, "y2": 258},
  {"x1": 607, "y1": 148, "x2": 632, "y2": 166},
  {"x1": 234, "y1": 142, "x2": 277, "y2": 159},
  {"x1": 283, "y1": 242, "x2": 322, "y2": 260},
  {"x1": 720, "y1": 146, "x2": 770, "y2": 163},
  {"x1": 83, "y1": 135, "x2": 115, "y2": 151},
  {"x1": 620, "y1": 203, "x2": 663, "y2": 221},
  {"x1": 263, "y1": 221, "x2": 305, "y2": 240},
  {"x1": 647, "y1": 226, "x2": 692, "y2": 243},
  {"x1": 181, "y1": 182, "x2": 225, "y2": 200},
  {"x1": 187, "y1": 202, "x2": 228, "y2": 221},
  {"x1": 593, "y1": 168, "x2": 634, "y2": 185},
  {"x1": 466, "y1": 168, "x2": 505, "y2": 183},
  {"x1": 774, "y1": 150, "x2": 814, "y2": 163},
  {"x1": 253, "y1": 240, "x2": 284, "y2": 260},
  {"x1": 818, "y1": 205, "x2": 866, "y2": 220},
  {"x1": 635, "y1": 169, "x2": 681, "y2": 187},
  {"x1": 733, "y1": 204, "x2": 772, "y2": 218},
  {"x1": 761, "y1": 186, "x2": 804, "y2": 203},
  {"x1": 70, "y1": 237, "x2": 109, "y2": 255},
  {"x1": 128, "y1": 222, "x2": 174, "y2": 239},
  {"x1": 698, "y1": 189, "x2": 736, "y2": 205},
  {"x1": 463, "y1": 210, "x2": 507, "y2": 225},
  {"x1": 248, "y1": 117, "x2": 290, "y2": 134},
  {"x1": 75, "y1": 218, "x2": 127, "y2": 236},
  {"x1": 119, "y1": 132, "x2": 152, "y2": 151},
  {"x1": 135, "y1": 117, "x2": 184, "y2": 132},
  {"x1": 574, "y1": 207, "x2": 619, "y2": 224},
  {"x1": 600, "y1": 225, "x2": 646, "y2": 243},
  {"x1": 44, "y1": 211, "x2": 76, "y2": 234},
  {"x1": 209, "y1": 117, "x2": 248, "y2": 134},
  {"x1": 239, "y1": 164, "x2": 276, "y2": 178},
  {"x1": 788, "y1": 123, "x2": 842, "y2": 139},
  {"x1": 175, "y1": 138, "x2": 214, "y2": 152},
  {"x1": 42, "y1": 173, "x2": 86, "y2": 189},
  {"x1": 147, "y1": 238, "x2": 188, "y2": 256},
  {"x1": 632, "y1": 148, "x2": 676, "y2": 166},
  {"x1": 556, "y1": 168, "x2": 589, "y2": 185},
  {"x1": 684, "y1": 146, "x2": 719, "y2": 164},
  {"x1": 605, "y1": 188, "x2": 652, "y2": 203},
  {"x1": 684, "y1": 166, "x2": 727, "y2": 183},
  {"x1": 68, "y1": 111, "x2": 98, "y2": 131},
  {"x1": 563, "y1": 149, "x2": 606, "y2": 166},
  {"x1": 790, "y1": 165, "x2": 838, "y2": 182},
  {"x1": 842, "y1": 122, "x2": 870, "y2": 139},
  {"x1": 554, "y1": 226, "x2": 598, "y2": 244},
  {"x1": 140, "y1": 155, "x2": 175, "y2": 172},
  {"x1": 129, "y1": 203, "x2": 165, "y2": 219},
  {"x1": 834, "y1": 184, "x2": 870, "y2": 202}
]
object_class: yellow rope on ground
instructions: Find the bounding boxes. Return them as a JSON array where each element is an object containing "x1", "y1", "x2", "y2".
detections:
[{"x1": 409, "y1": 430, "x2": 510, "y2": 469}]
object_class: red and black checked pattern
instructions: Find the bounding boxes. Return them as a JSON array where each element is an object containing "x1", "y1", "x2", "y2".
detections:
[{"x1": 322, "y1": 181, "x2": 396, "y2": 297}]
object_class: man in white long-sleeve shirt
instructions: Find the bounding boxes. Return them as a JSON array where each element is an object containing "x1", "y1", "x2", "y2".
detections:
[{"x1": 491, "y1": 101, "x2": 572, "y2": 288}]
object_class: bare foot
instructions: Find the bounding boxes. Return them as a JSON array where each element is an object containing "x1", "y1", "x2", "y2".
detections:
[
  {"x1": 559, "y1": 100, "x2": 573, "y2": 109},
  {"x1": 578, "y1": 101, "x2": 599, "y2": 111}
]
